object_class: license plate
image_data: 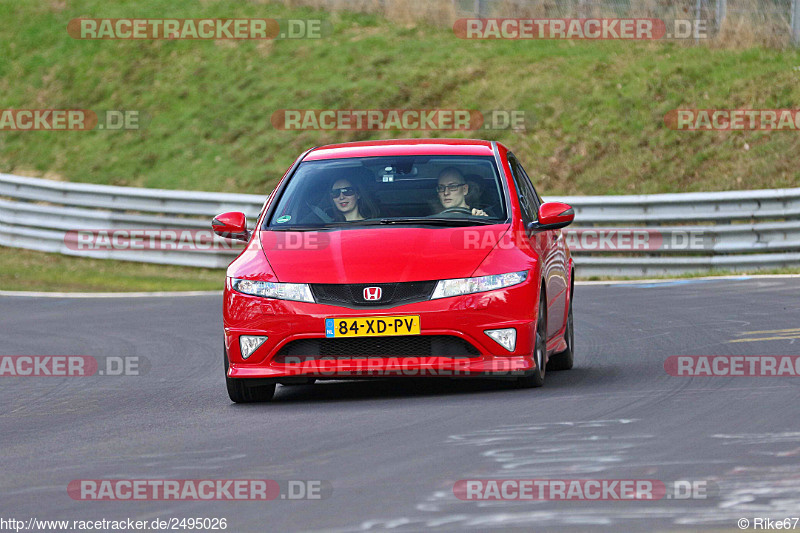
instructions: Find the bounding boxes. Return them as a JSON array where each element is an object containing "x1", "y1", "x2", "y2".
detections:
[{"x1": 325, "y1": 315, "x2": 420, "y2": 338}]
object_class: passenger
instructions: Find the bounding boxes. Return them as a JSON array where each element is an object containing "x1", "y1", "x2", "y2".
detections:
[
  {"x1": 436, "y1": 167, "x2": 487, "y2": 217},
  {"x1": 329, "y1": 178, "x2": 378, "y2": 221}
]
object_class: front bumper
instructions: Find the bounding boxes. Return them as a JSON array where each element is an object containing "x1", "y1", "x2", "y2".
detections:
[{"x1": 223, "y1": 279, "x2": 539, "y2": 380}]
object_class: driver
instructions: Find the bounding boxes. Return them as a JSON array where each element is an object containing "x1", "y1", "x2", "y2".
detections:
[{"x1": 436, "y1": 167, "x2": 487, "y2": 217}]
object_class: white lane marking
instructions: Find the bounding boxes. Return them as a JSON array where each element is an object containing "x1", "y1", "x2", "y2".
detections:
[
  {"x1": 577, "y1": 273, "x2": 800, "y2": 286},
  {"x1": 712, "y1": 432, "x2": 800, "y2": 444},
  {"x1": 0, "y1": 290, "x2": 221, "y2": 298},
  {"x1": 336, "y1": 419, "x2": 800, "y2": 531}
]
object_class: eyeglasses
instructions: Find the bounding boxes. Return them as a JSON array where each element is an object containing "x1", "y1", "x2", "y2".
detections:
[
  {"x1": 436, "y1": 183, "x2": 466, "y2": 193},
  {"x1": 330, "y1": 187, "x2": 356, "y2": 198}
]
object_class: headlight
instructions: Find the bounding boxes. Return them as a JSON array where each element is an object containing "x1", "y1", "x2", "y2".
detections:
[
  {"x1": 231, "y1": 278, "x2": 315, "y2": 303},
  {"x1": 431, "y1": 271, "x2": 528, "y2": 300}
]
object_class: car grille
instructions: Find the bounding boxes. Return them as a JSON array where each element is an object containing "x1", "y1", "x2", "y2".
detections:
[
  {"x1": 273, "y1": 335, "x2": 481, "y2": 362},
  {"x1": 310, "y1": 281, "x2": 437, "y2": 308}
]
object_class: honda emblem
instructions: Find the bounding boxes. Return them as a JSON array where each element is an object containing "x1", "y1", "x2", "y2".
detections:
[{"x1": 363, "y1": 287, "x2": 382, "y2": 301}]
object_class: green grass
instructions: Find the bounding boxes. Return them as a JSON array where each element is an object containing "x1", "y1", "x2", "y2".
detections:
[
  {"x1": 0, "y1": 246, "x2": 223, "y2": 292},
  {"x1": 1, "y1": 0, "x2": 799, "y2": 195},
  {"x1": 2, "y1": 1, "x2": 800, "y2": 291}
]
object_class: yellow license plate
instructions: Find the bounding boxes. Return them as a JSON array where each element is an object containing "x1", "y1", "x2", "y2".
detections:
[{"x1": 325, "y1": 315, "x2": 420, "y2": 338}]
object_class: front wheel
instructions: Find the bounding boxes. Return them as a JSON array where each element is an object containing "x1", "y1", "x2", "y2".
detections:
[
  {"x1": 547, "y1": 296, "x2": 574, "y2": 371},
  {"x1": 224, "y1": 349, "x2": 275, "y2": 403},
  {"x1": 516, "y1": 291, "x2": 547, "y2": 388}
]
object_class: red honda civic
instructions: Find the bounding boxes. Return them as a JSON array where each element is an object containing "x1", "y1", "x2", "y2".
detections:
[{"x1": 213, "y1": 139, "x2": 575, "y2": 402}]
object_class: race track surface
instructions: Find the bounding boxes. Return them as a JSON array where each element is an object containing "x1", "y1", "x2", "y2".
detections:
[{"x1": 2, "y1": 277, "x2": 800, "y2": 532}]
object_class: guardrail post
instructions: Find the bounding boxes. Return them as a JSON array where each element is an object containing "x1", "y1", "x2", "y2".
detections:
[
  {"x1": 472, "y1": 0, "x2": 489, "y2": 18},
  {"x1": 716, "y1": 0, "x2": 726, "y2": 30},
  {"x1": 792, "y1": 0, "x2": 800, "y2": 46},
  {"x1": 694, "y1": 0, "x2": 702, "y2": 44}
]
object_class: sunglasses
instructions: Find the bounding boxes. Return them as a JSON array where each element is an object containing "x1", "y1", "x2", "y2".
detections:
[
  {"x1": 436, "y1": 183, "x2": 466, "y2": 193},
  {"x1": 330, "y1": 187, "x2": 357, "y2": 198}
]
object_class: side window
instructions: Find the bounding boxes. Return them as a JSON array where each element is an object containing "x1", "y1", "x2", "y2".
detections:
[
  {"x1": 508, "y1": 155, "x2": 537, "y2": 224},
  {"x1": 516, "y1": 162, "x2": 542, "y2": 211}
]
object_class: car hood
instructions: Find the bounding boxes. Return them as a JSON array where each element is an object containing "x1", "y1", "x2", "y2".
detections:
[{"x1": 260, "y1": 225, "x2": 510, "y2": 284}]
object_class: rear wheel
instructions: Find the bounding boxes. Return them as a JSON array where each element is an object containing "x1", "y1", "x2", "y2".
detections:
[
  {"x1": 516, "y1": 290, "x2": 547, "y2": 388},
  {"x1": 547, "y1": 295, "x2": 574, "y2": 371},
  {"x1": 224, "y1": 348, "x2": 275, "y2": 403}
]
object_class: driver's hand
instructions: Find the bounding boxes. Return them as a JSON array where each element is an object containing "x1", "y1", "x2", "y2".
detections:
[{"x1": 471, "y1": 208, "x2": 488, "y2": 217}]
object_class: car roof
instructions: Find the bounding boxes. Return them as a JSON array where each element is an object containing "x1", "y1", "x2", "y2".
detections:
[{"x1": 304, "y1": 138, "x2": 497, "y2": 161}]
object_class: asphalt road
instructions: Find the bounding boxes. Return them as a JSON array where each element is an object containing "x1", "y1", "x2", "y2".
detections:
[{"x1": 2, "y1": 276, "x2": 800, "y2": 532}]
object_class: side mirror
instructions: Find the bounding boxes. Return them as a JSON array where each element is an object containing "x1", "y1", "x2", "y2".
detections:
[
  {"x1": 212, "y1": 212, "x2": 250, "y2": 241},
  {"x1": 528, "y1": 202, "x2": 574, "y2": 231}
]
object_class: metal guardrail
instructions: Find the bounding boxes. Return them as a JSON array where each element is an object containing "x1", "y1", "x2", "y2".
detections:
[
  {"x1": 0, "y1": 174, "x2": 251, "y2": 269},
  {"x1": 556, "y1": 188, "x2": 800, "y2": 224},
  {"x1": 2, "y1": 173, "x2": 799, "y2": 277},
  {"x1": 0, "y1": 173, "x2": 264, "y2": 218}
]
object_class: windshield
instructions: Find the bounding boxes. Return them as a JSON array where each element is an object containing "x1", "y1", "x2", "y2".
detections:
[{"x1": 264, "y1": 155, "x2": 508, "y2": 229}]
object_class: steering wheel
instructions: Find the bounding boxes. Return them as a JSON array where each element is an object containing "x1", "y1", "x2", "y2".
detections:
[{"x1": 439, "y1": 207, "x2": 473, "y2": 215}]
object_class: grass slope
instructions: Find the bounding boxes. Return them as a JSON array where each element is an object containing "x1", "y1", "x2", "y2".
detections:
[
  {"x1": 1, "y1": 0, "x2": 799, "y2": 196},
  {"x1": 0, "y1": 246, "x2": 222, "y2": 292}
]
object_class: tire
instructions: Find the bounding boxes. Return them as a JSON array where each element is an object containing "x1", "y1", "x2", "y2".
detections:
[
  {"x1": 224, "y1": 348, "x2": 275, "y2": 403},
  {"x1": 547, "y1": 294, "x2": 574, "y2": 371},
  {"x1": 516, "y1": 290, "x2": 547, "y2": 388}
]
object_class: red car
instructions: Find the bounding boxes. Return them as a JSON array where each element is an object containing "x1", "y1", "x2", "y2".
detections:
[{"x1": 213, "y1": 139, "x2": 575, "y2": 402}]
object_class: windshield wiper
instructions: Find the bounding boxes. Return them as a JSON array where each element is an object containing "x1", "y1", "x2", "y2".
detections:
[
  {"x1": 269, "y1": 224, "x2": 343, "y2": 231},
  {"x1": 269, "y1": 220, "x2": 385, "y2": 231},
  {"x1": 269, "y1": 218, "x2": 501, "y2": 230},
  {"x1": 379, "y1": 217, "x2": 500, "y2": 226}
]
